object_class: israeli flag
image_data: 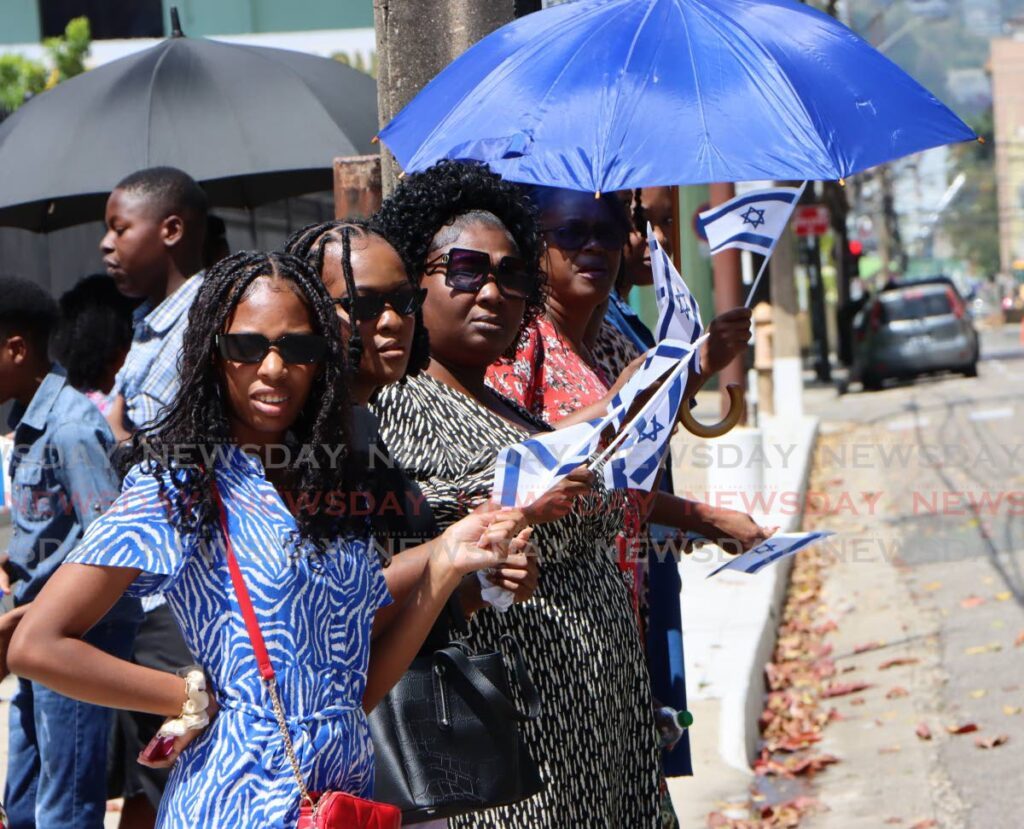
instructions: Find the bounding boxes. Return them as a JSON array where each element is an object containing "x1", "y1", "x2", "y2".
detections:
[
  {"x1": 491, "y1": 408, "x2": 621, "y2": 508},
  {"x1": 698, "y1": 184, "x2": 805, "y2": 258},
  {"x1": 606, "y1": 338, "x2": 699, "y2": 431},
  {"x1": 599, "y1": 335, "x2": 707, "y2": 493},
  {"x1": 706, "y1": 531, "x2": 836, "y2": 578},
  {"x1": 602, "y1": 366, "x2": 687, "y2": 492},
  {"x1": 650, "y1": 225, "x2": 703, "y2": 367}
]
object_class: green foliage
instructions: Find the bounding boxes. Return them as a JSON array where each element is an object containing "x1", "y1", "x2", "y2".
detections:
[
  {"x1": 0, "y1": 16, "x2": 91, "y2": 113},
  {"x1": 944, "y1": 111, "x2": 999, "y2": 276},
  {"x1": 44, "y1": 16, "x2": 91, "y2": 84},
  {"x1": 0, "y1": 53, "x2": 47, "y2": 111}
]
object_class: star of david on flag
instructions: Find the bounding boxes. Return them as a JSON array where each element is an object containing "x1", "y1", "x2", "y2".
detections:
[
  {"x1": 598, "y1": 335, "x2": 707, "y2": 493},
  {"x1": 490, "y1": 406, "x2": 622, "y2": 508},
  {"x1": 698, "y1": 183, "x2": 806, "y2": 258},
  {"x1": 649, "y1": 224, "x2": 703, "y2": 371},
  {"x1": 707, "y1": 531, "x2": 836, "y2": 578}
]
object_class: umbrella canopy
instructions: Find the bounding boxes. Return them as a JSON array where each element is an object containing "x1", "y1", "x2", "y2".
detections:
[
  {"x1": 379, "y1": 0, "x2": 975, "y2": 192},
  {"x1": 0, "y1": 30, "x2": 377, "y2": 231}
]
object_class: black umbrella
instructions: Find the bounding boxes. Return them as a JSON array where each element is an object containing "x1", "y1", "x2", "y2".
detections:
[{"x1": 0, "y1": 9, "x2": 377, "y2": 231}]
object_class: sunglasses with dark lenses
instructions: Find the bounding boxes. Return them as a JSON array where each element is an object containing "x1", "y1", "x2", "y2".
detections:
[
  {"x1": 334, "y1": 287, "x2": 426, "y2": 320},
  {"x1": 216, "y1": 333, "x2": 328, "y2": 364},
  {"x1": 541, "y1": 219, "x2": 628, "y2": 251},
  {"x1": 427, "y1": 248, "x2": 535, "y2": 301}
]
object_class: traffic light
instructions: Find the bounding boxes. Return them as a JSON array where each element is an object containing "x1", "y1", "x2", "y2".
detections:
[{"x1": 847, "y1": 239, "x2": 863, "y2": 279}]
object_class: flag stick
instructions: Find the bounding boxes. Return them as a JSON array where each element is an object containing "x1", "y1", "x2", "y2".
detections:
[
  {"x1": 743, "y1": 181, "x2": 809, "y2": 309},
  {"x1": 590, "y1": 333, "x2": 708, "y2": 469}
]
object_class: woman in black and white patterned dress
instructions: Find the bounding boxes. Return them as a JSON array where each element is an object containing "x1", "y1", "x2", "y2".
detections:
[{"x1": 374, "y1": 161, "x2": 660, "y2": 828}]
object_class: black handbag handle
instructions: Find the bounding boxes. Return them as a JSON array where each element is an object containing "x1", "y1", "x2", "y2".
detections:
[{"x1": 434, "y1": 635, "x2": 541, "y2": 723}]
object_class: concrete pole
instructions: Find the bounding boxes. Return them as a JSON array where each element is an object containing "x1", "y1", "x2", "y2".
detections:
[
  {"x1": 373, "y1": 0, "x2": 527, "y2": 194},
  {"x1": 769, "y1": 221, "x2": 803, "y2": 419},
  {"x1": 708, "y1": 182, "x2": 747, "y2": 423}
]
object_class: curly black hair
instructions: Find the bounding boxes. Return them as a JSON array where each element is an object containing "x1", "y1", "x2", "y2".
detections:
[
  {"x1": 51, "y1": 274, "x2": 137, "y2": 392},
  {"x1": 373, "y1": 160, "x2": 545, "y2": 356},
  {"x1": 283, "y1": 219, "x2": 430, "y2": 380},
  {"x1": 0, "y1": 274, "x2": 57, "y2": 355},
  {"x1": 125, "y1": 251, "x2": 364, "y2": 548}
]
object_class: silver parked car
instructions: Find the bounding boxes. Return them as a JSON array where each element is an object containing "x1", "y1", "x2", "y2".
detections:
[{"x1": 851, "y1": 280, "x2": 979, "y2": 390}]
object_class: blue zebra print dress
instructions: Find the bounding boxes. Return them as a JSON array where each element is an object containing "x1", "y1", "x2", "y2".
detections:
[{"x1": 67, "y1": 446, "x2": 391, "y2": 828}]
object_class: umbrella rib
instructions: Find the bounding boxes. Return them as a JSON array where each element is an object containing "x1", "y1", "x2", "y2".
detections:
[
  {"x1": 595, "y1": 0, "x2": 661, "y2": 193},
  {"x1": 702, "y1": 2, "x2": 833, "y2": 177},
  {"x1": 674, "y1": 0, "x2": 715, "y2": 179},
  {"x1": 145, "y1": 43, "x2": 176, "y2": 169},
  {"x1": 230, "y1": 43, "x2": 362, "y2": 155}
]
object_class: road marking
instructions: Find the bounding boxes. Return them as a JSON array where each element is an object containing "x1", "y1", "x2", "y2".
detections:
[
  {"x1": 887, "y1": 416, "x2": 930, "y2": 432},
  {"x1": 968, "y1": 407, "x2": 1013, "y2": 422}
]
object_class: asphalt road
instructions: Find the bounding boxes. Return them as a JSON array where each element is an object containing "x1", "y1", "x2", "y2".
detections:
[{"x1": 804, "y1": 322, "x2": 1024, "y2": 829}]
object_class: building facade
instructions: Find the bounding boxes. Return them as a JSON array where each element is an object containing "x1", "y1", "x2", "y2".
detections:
[{"x1": 990, "y1": 35, "x2": 1024, "y2": 273}]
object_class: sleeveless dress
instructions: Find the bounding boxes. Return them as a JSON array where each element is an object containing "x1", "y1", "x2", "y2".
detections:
[
  {"x1": 374, "y1": 373, "x2": 660, "y2": 828},
  {"x1": 67, "y1": 446, "x2": 391, "y2": 828}
]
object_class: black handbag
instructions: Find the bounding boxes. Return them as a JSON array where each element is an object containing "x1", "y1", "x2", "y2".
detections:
[{"x1": 368, "y1": 631, "x2": 544, "y2": 823}]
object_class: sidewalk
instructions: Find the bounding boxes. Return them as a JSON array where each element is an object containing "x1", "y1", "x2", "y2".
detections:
[{"x1": 666, "y1": 392, "x2": 819, "y2": 825}]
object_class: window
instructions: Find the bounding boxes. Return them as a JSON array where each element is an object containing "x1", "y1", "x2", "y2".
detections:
[{"x1": 39, "y1": 0, "x2": 164, "y2": 40}]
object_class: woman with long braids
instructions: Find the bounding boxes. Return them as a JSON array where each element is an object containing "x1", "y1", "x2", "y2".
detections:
[
  {"x1": 372, "y1": 160, "x2": 662, "y2": 828},
  {"x1": 285, "y1": 220, "x2": 540, "y2": 618},
  {"x1": 7, "y1": 251, "x2": 531, "y2": 828}
]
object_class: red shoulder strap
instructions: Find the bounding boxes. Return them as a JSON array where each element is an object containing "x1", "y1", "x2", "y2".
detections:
[{"x1": 210, "y1": 479, "x2": 276, "y2": 681}]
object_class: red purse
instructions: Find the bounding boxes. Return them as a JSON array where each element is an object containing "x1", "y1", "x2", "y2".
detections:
[{"x1": 212, "y1": 483, "x2": 402, "y2": 829}]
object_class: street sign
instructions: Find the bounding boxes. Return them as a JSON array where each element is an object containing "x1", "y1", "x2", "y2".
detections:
[{"x1": 793, "y1": 204, "x2": 830, "y2": 237}]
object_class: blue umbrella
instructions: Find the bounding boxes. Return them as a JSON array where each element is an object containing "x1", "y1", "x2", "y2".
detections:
[{"x1": 379, "y1": 0, "x2": 975, "y2": 191}]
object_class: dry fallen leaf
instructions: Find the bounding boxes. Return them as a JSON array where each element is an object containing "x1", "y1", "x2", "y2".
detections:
[
  {"x1": 850, "y1": 697, "x2": 867, "y2": 706},
  {"x1": 964, "y1": 643, "x2": 1003, "y2": 656},
  {"x1": 994, "y1": 591, "x2": 1012, "y2": 602},
  {"x1": 915, "y1": 722, "x2": 933, "y2": 741},
  {"x1": 884, "y1": 819, "x2": 903, "y2": 826},
  {"x1": 879, "y1": 657, "x2": 919, "y2": 670},
  {"x1": 853, "y1": 640, "x2": 886, "y2": 654},
  {"x1": 886, "y1": 686, "x2": 910, "y2": 699},
  {"x1": 1015, "y1": 630, "x2": 1024, "y2": 648},
  {"x1": 922, "y1": 581, "x2": 943, "y2": 592},
  {"x1": 1003, "y1": 705, "x2": 1022, "y2": 716},
  {"x1": 969, "y1": 689, "x2": 987, "y2": 699},
  {"x1": 960, "y1": 595, "x2": 986, "y2": 609},
  {"x1": 975, "y1": 734, "x2": 1009, "y2": 750},
  {"x1": 910, "y1": 820, "x2": 937, "y2": 829},
  {"x1": 946, "y1": 722, "x2": 979, "y2": 735}
]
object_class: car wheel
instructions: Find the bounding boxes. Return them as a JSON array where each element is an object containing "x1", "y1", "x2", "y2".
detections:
[{"x1": 961, "y1": 362, "x2": 978, "y2": 378}]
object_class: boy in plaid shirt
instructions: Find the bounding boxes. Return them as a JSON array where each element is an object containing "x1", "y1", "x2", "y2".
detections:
[
  {"x1": 99, "y1": 167, "x2": 207, "y2": 828},
  {"x1": 101, "y1": 167, "x2": 207, "y2": 439}
]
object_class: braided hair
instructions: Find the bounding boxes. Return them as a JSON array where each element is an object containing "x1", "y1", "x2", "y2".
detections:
[
  {"x1": 284, "y1": 219, "x2": 430, "y2": 378},
  {"x1": 373, "y1": 160, "x2": 546, "y2": 357},
  {"x1": 124, "y1": 251, "x2": 363, "y2": 547}
]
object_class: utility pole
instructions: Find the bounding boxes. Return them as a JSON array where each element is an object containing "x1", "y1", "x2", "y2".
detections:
[
  {"x1": 373, "y1": 0, "x2": 534, "y2": 194},
  {"x1": 770, "y1": 219, "x2": 803, "y2": 418},
  {"x1": 709, "y1": 182, "x2": 747, "y2": 423}
]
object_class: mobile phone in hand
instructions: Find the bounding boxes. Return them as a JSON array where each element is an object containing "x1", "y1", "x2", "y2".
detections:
[{"x1": 139, "y1": 732, "x2": 176, "y2": 763}]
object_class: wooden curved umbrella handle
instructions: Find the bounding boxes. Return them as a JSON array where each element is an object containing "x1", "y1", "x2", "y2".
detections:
[{"x1": 679, "y1": 384, "x2": 745, "y2": 438}]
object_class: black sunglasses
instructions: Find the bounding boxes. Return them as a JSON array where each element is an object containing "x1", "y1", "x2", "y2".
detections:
[
  {"x1": 541, "y1": 219, "x2": 628, "y2": 251},
  {"x1": 334, "y1": 287, "x2": 426, "y2": 320},
  {"x1": 424, "y1": 247, "x2": 535, "y2": 301},
  {"x1": 216, "y1": 333, "x2": 328, "y2": 364}
]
